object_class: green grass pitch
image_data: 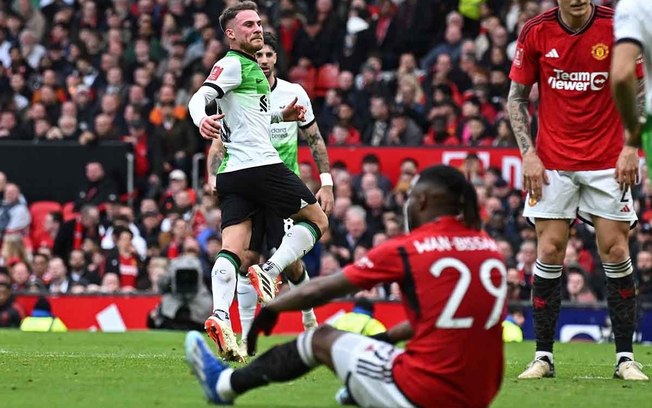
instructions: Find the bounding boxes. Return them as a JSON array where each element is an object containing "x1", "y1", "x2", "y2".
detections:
[{"x1": 1, "y1": 330, "x2": 651, "y2": 407}]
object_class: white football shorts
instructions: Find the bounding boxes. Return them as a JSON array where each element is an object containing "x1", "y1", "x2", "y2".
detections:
[
  {"x1": 523, "y1": 169, "x2": 637, "y2": 226},
  {"x1": 331, "y1": 333, "x2": 415, "y2": 408}
]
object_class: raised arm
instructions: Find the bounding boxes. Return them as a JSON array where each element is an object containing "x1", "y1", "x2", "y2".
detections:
[{"x1": 507, "y1": 80, "x2": 548, "y2": 201}]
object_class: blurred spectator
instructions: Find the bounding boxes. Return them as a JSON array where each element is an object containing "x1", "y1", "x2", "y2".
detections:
[
  {"x1": 502, "y1": 306, "x2": 525, "y2": 343},
  {"x1": 362, "y1": 96, "x2": 391, "y2": 145},
  {"x1": 100, "y1": 206, "x2": 147, "y2": 259},
  {"x1": 100, "y1": 272, "x2": 120, "y2": 294},
  {"x1": 30, "y1": 252, "x2": 50, "y2": 286},
  {"x1": 161, "y1": 169, "x2": 195, "y2": 214},
  {"x1": 68, "y1": 249, "x2": 100, "y2": 287},
  {"x1": 53, "y1": 205, "x2": 101, "y2": 258},
  {"x1": 104, "y1": 226, "x2": 146, "y2": 292},
  {"x1": 0, "y1": 183, "x2": 31, "y2": 239},
  {"x1": 155, "y1": 100, "x2": 195, "y2": 175},
  {"x1": 352, "y1": 153, "x2": 392, "y2": 195},
  {"x1": 516, "y1": 240, "x2": 536, "y2": 290},
  {"x1": 332, "y1": 206, "x2": 373, "y2": 265},
  {"x1": 47, "y1": 257, "x2": 70, "y2": 294},
  {"x1": 32, "y1": 211, "x2": 62, "y2": 250},
  {"x1": 0, "y1": 280, "x2": 23, "y2": 328},
  {"x1": 10, "y1": 261, "x2": 31, "y2": 291},
  {"x1": 161, "y1": 218, "x2": 190, "y2": 260},
  {"x1": 564, "y1": 264, "x2": 598, "y2": 305},
  {"x1": 387, "y1": 109, "x2": 423, "y2": 146},
  {"x1": 196, "y1": 208, "x2": 221, "y2": 252},
  {"x1": 635, "y1": 250, "x2": 652, "y2": 305},
  {"x1": 320, "y1": 251, "x2": 342, "y2": 277},
  {"x1": 74, "y1": 162, "x2": 118, "y2": 211},
  {"x1": 507, "y1": 264, "x2": 530, "y2": 301},
  {"x1": 122, "y1": 118, "x2": 164, "y2": 193}
]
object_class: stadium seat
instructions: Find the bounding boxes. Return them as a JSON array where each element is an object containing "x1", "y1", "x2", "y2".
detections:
[
  {"x1": 288, "y1": 66, "x2": 316, "y2": 99},
  {"x1": 29, "y1": 201, "x2": 62, "y2": 244},
  {"x1": 62, "y1": 202, "x2": 78, "y2": 222},
  {"x1": 315, "y1": 64, "x2": 339, "y2": 98}
]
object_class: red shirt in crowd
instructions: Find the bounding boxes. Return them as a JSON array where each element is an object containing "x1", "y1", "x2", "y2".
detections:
[{"x1": 343, "y1": 216, "x2": 506, "y2": 407}]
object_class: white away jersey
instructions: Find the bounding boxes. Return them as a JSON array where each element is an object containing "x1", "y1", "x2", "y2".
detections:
[
  {"x1": 615, "y1": 0, "x2": 652, "y2": 115},
  {"x1": 269, "y1": 78, "x2": 316, "y2": 175},
  {"x1": 203, "y1": 50, "x2": 282, "y2": 173}
]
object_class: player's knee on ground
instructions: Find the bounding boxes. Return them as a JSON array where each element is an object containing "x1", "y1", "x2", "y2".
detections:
[{"x1": 311, "y1": 325, "x2": 344, "y2": 370}]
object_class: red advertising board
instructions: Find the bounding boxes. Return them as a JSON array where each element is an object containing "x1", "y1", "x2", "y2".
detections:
[
  {"x1": 298, "y1": 146, "x2": 524, "y2": 188},
  {"x1": 14, "y1": 295, "x2": 406, "y2": 334}
]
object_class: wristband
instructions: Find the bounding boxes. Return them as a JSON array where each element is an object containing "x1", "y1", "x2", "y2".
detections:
[
  {"x1": 271, "y1": 110, "x2": 284, "y2": 124},
  {"x1": 320, "y1": 172, "x2": 333, "y2": 186}
]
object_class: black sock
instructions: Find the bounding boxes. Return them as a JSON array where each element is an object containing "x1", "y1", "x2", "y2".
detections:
[
  {"x1": 532, "y1": 261, "x2": 562, "y2": 353},
  {"x1": 231, "y1": 339, "x2": 315, "y2": 394},
  {"x1": 606, "y1": 274, "x2": 637, "y2": 354}
]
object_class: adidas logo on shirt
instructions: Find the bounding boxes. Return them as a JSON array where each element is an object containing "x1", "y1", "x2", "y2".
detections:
[{"x1": 545, "y1": 48, "x2": 560, "y2": 58}]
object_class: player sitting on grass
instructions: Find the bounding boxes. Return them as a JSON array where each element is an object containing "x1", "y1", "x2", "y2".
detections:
[{"x1": 185, "y1": 165, "x2": 507, "y2": 407}]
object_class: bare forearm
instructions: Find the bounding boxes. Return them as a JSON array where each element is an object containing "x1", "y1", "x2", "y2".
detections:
[
  {"x1": 207, "y1": 140, "x2": 224, "y2": 175},
  {"x1": 507, "y1": 81, "x2": 534, "y2": 155},
  {"x1": 300, "y1": 122, "x2": 330, "y2": 173},
  {"x1": 613, "y1": 75, "x2": 641, "y2": 139},
  {"x1": 266, "y1": 273, "x2": 357, "y2": 312},
  {"x1": 386, "y1": 320, "x2": 413, "y2": 342}
]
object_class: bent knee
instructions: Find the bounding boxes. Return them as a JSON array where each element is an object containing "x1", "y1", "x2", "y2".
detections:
[
  {"x1": 537, "y1": 239, "x2": 567, "y2": 264},
  {"x1": 602, "y1": 244, "x2": 629, "y2": 263},
  {"x1": 309, "y1": 206, "x2": 329, "y2": 234}
]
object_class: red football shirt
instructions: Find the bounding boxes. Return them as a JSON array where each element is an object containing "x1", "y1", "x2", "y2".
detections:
[
  {"x1": 509, "y1": 6, "x2": 622, "y2": 171},
  {"x1": 343, "y1": 216, "x2": 506, "y2": 408}
]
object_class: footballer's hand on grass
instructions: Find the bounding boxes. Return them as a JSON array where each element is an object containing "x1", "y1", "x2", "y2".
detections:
[
  {"x1": 615, "y1": 145, "x2": 639, "y2": 190},
  {"x1": 246, "y1": 307, "x2": 279, "y2": 356},
  {"x1": 316, "y1": 186, "x2": 334, "y2": 215},
  {"x1": 521, "y1": 149, "x2": 548, "y2": 202},
  {"x1": 199, "y1": 114, "x2": 225, "y2": 140},
  {"x1": 282, "y1": 97, "x2": 306, "y2": 122}
]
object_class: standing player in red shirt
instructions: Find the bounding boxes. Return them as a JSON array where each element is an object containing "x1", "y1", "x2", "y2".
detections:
[
  {"x1": 508, "y1": 0, "x2": 647, "y2": 380},
  {"x1": 184, "y1": 165, "x2": 507, "y2": 407}
]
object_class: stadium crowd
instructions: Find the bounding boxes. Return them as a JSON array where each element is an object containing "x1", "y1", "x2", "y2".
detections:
[{"x1": 1, "y1": 0, "x2": 651, "y2": 318}]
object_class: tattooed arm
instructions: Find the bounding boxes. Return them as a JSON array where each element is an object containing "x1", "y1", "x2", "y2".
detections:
[
  {"x1": 611, "y1": 42, "x2": 645, "y2": 188},
  {"x1": 299, "y1": 121, "x2": 334, "y2": 214},
  {"x1": 507, "y1": 80, "x2": 548, "y2": 200},
  {"x1": 507, "y1": 81, "x2": 534, "y2": 155},
  {"x1": 206, "y1": 138, "x2": 224, "y2": 196}
]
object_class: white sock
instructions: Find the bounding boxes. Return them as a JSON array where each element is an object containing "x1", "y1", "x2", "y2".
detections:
[
  {"x1": 266, "y1": 222, "x2": 318, "y2": 278},
  {"x1": 296, "y1": 328, "x2": 318, "y2": 368},
  {"x1": 216, "y1": 368, "x2": 236, "y2": 402},
  {"x1": 211, "y1": 253, "x2": 238, "y2": 317},
  {"x1": 237, "y1": 278, "x2": 257, "y2": 337},
  {"x1": 289, "y1": 268, "x2": 314, "y2": 315},
  {"x1": 535, "y1": 351, "x2": 554, "y2": 364},
  {"x1": 617, "y1": 352, "x2": 634, "y2": 364}
]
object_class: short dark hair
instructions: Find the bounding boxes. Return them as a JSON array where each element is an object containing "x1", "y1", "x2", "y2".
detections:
[
  {"x1": 417, "y1": 165, "x2": 481, "y2": 230},
  {"x1": 113, "y1": 225, "x2": 133, "y2": 239},
  {"x1": 219, "y1": 1, "x2": 258, "y2": 33},
  {"x1": 263, "y1": 32, "x2": 279, "y2": 53}
]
